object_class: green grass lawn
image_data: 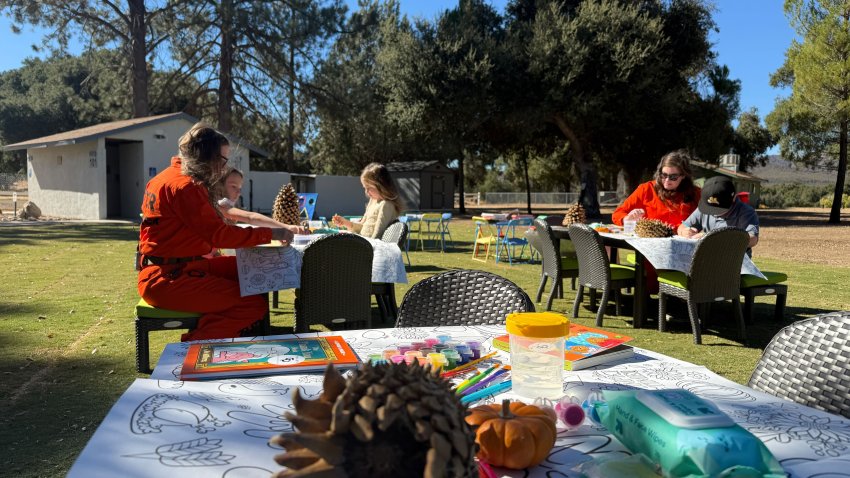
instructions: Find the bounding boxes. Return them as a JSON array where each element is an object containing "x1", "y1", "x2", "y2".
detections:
[{"x1": 1, "y1": 221, "x2": 848, "y2": 477}]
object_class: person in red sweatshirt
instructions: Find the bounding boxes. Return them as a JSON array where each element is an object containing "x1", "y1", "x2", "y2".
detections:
[
  {"x1": 137, "y1": 123, "x2": 301, "y2": 340},
  {"x1": 612, "y1": 150, "x2": 701, "y2": 228},
  {"x1": 612, "y1": 150, "x2": 701, "y2": 295}
]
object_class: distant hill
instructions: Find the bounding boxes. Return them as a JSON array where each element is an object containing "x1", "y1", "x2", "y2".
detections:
[{"x1": 749, "y1": 155, "x2": 837, "y2": 185}]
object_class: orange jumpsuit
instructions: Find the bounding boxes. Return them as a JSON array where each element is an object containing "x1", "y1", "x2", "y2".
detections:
[{"x1": 138, "y1": 157, "x2": 272, "y2": 341}]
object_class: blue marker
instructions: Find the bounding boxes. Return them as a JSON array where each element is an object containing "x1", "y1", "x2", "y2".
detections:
[{"x1": 460, "y1": 380, "x2": 513, "y2": 404}]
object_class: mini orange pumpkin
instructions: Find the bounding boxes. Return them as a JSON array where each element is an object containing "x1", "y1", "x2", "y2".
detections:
[{"x1": 465, "y1": 399, "x2": 557, "y2": 469}]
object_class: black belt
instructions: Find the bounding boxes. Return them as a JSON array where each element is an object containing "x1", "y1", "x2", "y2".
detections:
[{"x1": 141, "y1": 255, "x2": 205, "y2": 266}]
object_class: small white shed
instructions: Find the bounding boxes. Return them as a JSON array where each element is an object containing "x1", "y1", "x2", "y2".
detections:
[{"x1": 2, "y1": 112, "x2": 267, "y2": 219}]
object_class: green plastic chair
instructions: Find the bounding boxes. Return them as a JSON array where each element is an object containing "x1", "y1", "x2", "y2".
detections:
[{"x1": 135, "y1": 298, "x2": 270, "y2": 374}]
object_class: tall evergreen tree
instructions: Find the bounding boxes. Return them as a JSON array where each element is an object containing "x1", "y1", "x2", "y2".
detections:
[
  {"x1": 0, "y1": 50, "x2": 197, "y2": 172},
  {"x1": 0, "y1": 0, "x2": 179, "y2": 118},
  {"x1": 311, "y1": 1, "x2": 430, "y2": 175},
  {"x1": 165, "y1": 0, "x2": 345, "y2": 172},
  {"x1": 378, "y1": 0, "x2": 504, "y2": 214},
  {"x1": 733, "y1": 108, "x2": 774, "y2": 172},
  {"x1": 504, "y1": 0, "x2": 735, "y2": 214},
  {"x1": 767, "y1": 0, "x2": 850, "y2": 223}
]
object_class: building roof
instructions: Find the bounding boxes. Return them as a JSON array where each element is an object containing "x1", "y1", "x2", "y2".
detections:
[
  {"x1": 385, "y1": 160, "x2": 446, "y2": 172},
  {"x1": 691, "y1": 160, "x2": 766, "y2": 183},
  {"x1": 2, "y1": 112, "x2": 269, "y2": 157}
]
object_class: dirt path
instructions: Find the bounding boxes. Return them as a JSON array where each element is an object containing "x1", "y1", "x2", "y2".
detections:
[{"x1": 755, "y1": 208, "x2": 850, "y2": 266}]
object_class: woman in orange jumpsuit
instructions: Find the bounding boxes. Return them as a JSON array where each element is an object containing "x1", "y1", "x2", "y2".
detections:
[{"x1": 137, "y1": 123, "x2": 301, "y2": 340}]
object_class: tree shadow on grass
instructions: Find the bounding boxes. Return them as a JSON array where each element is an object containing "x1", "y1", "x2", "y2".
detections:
[
  {"x1": 405, "y1": 264, "x2": 450, "y2": 274},
  {"x1": 0, "y1": 224, "x2": 137, "y2": 251},
  {"x1": 668, "y1": 303, "x2": 838, "y2": 349},
  {"x1": 576, "y1": 295, "x2": 839, "y2": 350},
  {"x1": 0, "y1": 353, "x2": 132, "y2": 477},
  {"x1": 757, "y1": 209, "x2": 848, "y2": 228}
]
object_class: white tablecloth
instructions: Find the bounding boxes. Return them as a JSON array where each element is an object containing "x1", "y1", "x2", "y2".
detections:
[
  {"x1": 599, "y1": 233, "x2": 766, "y2": 279},
  {"x1": 69, "y1": 326, "x2": 850, "y2": 478},
  {"x1": 235, "y1": 235, "x2": 407, "y2": 296}
]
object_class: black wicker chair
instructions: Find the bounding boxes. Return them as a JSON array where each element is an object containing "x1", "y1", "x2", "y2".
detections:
[
  {"x1": 526, "y1": 220, "x2": 579, "y2": 311},
  {"x1": 395, "y1": 269, "x2": 534, "y2": 327},
  {"x1": 568, "y1": 223, "x2": 636, "y2": 326},
  {"x1": 749, "y1": 311, "x2": 850, "y2": 419},
  {"x1": 657, "y1": 227, "x2": 749, "y2": 344},
  {"x1": 295, "y1": 234, "x2": 373, "y2": 333},
  {"x1": 372, "y1": 221, "x2": 409, "y2": 323}
]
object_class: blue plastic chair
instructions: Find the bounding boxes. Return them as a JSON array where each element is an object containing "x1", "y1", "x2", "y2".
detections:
[
  {"x1": 418, "y1": 213, "x2": 447, "y2": 252},
  {"x1": 398, "y1": 215, "x2": 416, "y2": 263},
  {"x1": 496, "y1": 218, "x2": 533, "y2": 265},
  {"x1": 297, "y1": 193, "x2": 318, "y2": 220},
  {"x1": 440, "y1": 212, "x2": 454, "y2": 248}
]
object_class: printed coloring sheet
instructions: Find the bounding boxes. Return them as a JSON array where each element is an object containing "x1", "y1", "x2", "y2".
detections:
[
  {"x1": 67, "y1": 378, "x2": 316, "y2": 478},
  {"x1": 235, "y1": 245, "x2": 302, "y2": 296},
  {"x1": 76, "y1": 326, "x2": 850, "y2": 477},
  {"x1": 235, "y1": 237, "x2": 406, "y2": 297}
]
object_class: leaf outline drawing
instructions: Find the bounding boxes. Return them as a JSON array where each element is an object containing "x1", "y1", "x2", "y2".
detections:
[{"x1": 124, "y1": 437, "x2": 235, "y2": 467}]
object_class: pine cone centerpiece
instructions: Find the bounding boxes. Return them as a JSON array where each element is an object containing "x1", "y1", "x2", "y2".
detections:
[
  {"x1": 273, "y1": 183, "x2": 301, "y2": 225},
  {"x1": 634, "y1": 218, "x2": 674, "y2": 238},
  {"x1": 562, "y1": 203, "x2": 586, "y2": 226},
  {"x1": 271, "y1": 362, "x2": 478, "y2": 478}
]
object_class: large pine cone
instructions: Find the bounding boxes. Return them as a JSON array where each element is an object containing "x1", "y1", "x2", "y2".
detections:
[
  {"x1": 634, "y1": 218, "x2": 674, "y2": 238},
  {"x1": 271, "y1": 362, "x2": 478, "y2": 478},
  {"x1": 562, "y1": 203, "x2": 586, "y2": 226},
  {"x1": 273, "y1": 183, "x2": 302, "y2": 225}
]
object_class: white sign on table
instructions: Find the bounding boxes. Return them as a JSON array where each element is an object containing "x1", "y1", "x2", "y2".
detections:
[{"x1": 70, "y1": 326, "x2": 850, "y2": 478}]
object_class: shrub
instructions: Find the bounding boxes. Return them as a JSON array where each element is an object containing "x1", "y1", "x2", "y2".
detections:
[
  {"x1": 818, "y1": 193, "x2": 850, "y2": 208},
  {"x1": 760, "y1": 183, "x2": 834, "y2": 208}
]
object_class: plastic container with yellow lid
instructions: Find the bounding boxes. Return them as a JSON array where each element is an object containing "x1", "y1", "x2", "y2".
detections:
[{"x1": 506, "y1": 312, "x2": 569, "y2": 399}]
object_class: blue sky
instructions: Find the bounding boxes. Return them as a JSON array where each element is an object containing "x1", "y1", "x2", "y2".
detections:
[{"x1": 0, "y1": 0, "x2": 795, "y2": 126}]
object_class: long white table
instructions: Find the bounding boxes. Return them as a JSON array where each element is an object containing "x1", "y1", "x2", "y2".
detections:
[
  {"x1": 68, "y1": 326, "x2": 850, "y2": 478},
  {"x1": 235, "y1": 234, "x2": 407, "y2": 296}
]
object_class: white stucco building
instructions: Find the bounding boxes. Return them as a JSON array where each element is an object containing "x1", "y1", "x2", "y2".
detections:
[{"x1": 2, "y1": 112, "x2": 267, "y2": 219}]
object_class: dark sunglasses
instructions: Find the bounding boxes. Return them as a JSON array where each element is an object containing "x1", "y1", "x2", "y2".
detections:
[{"x1": 660, "y1": 173, "x2": 682, "y2": 181}]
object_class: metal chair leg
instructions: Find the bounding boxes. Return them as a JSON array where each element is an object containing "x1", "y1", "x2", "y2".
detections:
[{"x1": 733, "y1": 297, "x2": 746, "y2": 342}]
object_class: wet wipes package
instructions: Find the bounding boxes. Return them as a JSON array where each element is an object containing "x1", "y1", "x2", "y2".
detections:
[{"x1": 593, "y1": 389, "x2": 786, "y2": 478}]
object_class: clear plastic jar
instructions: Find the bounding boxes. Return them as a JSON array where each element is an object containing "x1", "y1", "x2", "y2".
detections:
[{"x1": 506, "y1": 312, "x2": 569, "y2": 399}]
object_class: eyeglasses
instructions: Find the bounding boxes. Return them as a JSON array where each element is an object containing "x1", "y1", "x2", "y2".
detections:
[
  {"x1": 660, "y1": 173, "x2": 682, "y2": 181},
  {"x1": 220, "y1": 155, "x2": 229, "y2": 164}
]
